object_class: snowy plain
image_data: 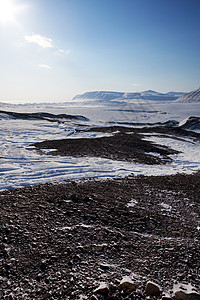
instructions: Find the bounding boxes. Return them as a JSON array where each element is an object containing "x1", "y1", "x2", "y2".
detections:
[{"x1": 0, "y1": 99, "x2": 200, "y2": 191}]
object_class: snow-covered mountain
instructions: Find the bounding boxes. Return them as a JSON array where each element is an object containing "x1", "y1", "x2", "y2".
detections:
[
  {"x1": 175, "y1": 87, "x2": 200, "y2": 103},
  {"x1": 73, "y1": 90, "x2": 185, "y2": 102},
  {"x1": 73, "y1": 91, "x2": 124, "y2": 101}
]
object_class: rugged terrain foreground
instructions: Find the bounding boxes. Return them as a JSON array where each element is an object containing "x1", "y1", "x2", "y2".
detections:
[{"x1": 0, "y1": 172, "x2": 200, "y2": 299}]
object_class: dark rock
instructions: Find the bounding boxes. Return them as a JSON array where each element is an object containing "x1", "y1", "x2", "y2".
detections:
[
  {"x1": 175, "y1": 291, "x2": 200, "y2": 300},
  {"x1": 5, "y1": 263, "x2": 11, "y2": 272},
  {"x1": 145, "y1": 281, "x2": 161, "y2": 296},
  {"x1": 84, "y1": 196, "x2": 92, "y2": 202},
  {"x1": 71, "y1": 194, "x2": 78, "y2": 202},
  {"x1": 35, "y1": 273, "x2": 42, "y2": 282},
  {"x1": 119, "y1": 281, "x2": 136, "y2": 293},
  {"x1": 90, "y1": 296, "x2": 98, "y2": 300},
  {"x1": 40, "y1": 260, "x2": 47, "y2": 272},
  {"x1": 0, "y1": 244, "x2": 8, "y2": 258},
  {"x1": 45, "y1": 278, "x2": 50, "y2": 284},
  {"x1": 94, "y1": 284, "x2": 109, "y2": 297},
  {"x1": 99, "y1": 264, "x2": 110, "y2": 271},
  {"x1": 40, "y1": 292, "x2": 51, "y2": 299}
]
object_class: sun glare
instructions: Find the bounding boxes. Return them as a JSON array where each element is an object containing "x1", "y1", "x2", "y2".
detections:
[{"x1": 0, "y1": 0, "x2": 20, "y2": 24}]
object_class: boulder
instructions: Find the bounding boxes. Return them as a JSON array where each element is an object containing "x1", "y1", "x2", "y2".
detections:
[
  {"x1": 175, "y1": 291, "x2": 200, "y2": 300},
  {"x1": 145, "y1": 281, "x2": 161, "y2": 296},
  {"x1": 94, "y1": 283, "x2": 109, "y2": 297},
  {"x1": 119, "y1": 281, "x2": 136, "y2": 293}
]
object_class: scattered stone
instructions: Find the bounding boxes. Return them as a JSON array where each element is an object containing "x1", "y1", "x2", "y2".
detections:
[
  {"x1": 35, "y1": 273, "x2": 42, "y2": 282},
  {"x1": 84, "y1": 196, "x2": 92, "y2": 202},
  {"x1": 40, "y1": 292, "x2": 51, "y2": 299},
  {"x1": 0, "y1": 172, "x2": 200, "y2": 299},
  {"x1": 40, "y1": 260, "x2": 47, "y2": 272},
  {"x1": 93, "y1": 244, "x2": 106, "y2": 251},
  {"x1": 71, "y1": 194, "x2": 78, "y2": 202}
]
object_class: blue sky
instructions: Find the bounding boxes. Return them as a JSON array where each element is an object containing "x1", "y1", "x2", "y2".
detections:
[{"x1": 0, "y1": 0, "x2": 200, "y2": 103}]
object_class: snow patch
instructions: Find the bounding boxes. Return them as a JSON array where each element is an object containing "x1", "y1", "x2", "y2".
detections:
[
  {"x1": 94, "y1": 282, "x2": 109, "y2": 292},
  {"x1": 172, "y1": 282, "x2": 200, "y2": 296},
  {"x1": 159, "y1": 203, "x2": 173, "y2": 211},
  {"x1": 120, "y1": 275, "x2": 135, "y2": 284},
  {"x1": 127, "y1": 199, "x2": 138, "y2": 207}
]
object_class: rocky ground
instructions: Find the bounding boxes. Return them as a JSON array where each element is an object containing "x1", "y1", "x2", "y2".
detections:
[
  {"x1": 1, "y1": 124, "x2": 200, "y2": 299},
  {"x1": 0, "y1": 171, "x2": 200, "y2": 299},
  {"x1": 32, "y1": 124, "x2": 200, "y2": 165}
]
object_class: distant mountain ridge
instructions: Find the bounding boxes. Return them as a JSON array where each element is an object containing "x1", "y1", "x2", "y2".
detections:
[
  {"x1": 73, "y1": 90, "x2": 185, "y2": 102},
  {"x1": 175, "y1": 87, "x2": 200, "y2": 103}
]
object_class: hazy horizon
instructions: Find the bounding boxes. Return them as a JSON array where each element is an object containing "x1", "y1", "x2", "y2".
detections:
[
  {"x1": 0, "y1": 0, "x2": 200, "y2": 103},
  {"x1": 0, "y1": 88, "x2": 188, "y2": 105}
]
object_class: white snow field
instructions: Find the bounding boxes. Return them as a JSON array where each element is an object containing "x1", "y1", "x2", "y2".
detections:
[{"x1": 0, "y1": 98, "x2": 200, "y2": 191}]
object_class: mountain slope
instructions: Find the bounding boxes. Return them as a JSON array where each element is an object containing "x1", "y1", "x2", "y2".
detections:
[
  {"x1": 72, "y1": 91, "x2": 124, "y2": 101},
  {"x1": 175, "y1": 87, "x2": 200, "y2": 103},
  {"x1": 179, "y1": 116, "x2": 200, "y2": 131}
]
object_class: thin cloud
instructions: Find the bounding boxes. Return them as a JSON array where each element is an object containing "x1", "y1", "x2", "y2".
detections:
[
  {"x1": 56, "y1": 49, "x2": 71, "y2": 56},
  {"x1": 25, "y1": 34, "x2": 70, "y2": 56},
  {"x1": 25, "y1": 34, "x2": 53, "y2": 48},
  {"x1": 39, "y1": 64, "x2": 52, "y2": 70},
  {"x1": 132, "y1": 83, "x2": 140, "y2": 87}
]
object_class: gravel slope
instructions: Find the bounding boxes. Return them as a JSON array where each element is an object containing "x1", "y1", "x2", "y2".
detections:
[{"x1": 0, "y1": 172, "x2": 200, "y2": 299}]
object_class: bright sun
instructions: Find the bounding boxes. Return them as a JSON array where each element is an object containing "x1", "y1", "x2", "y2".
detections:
[{"x1": 0, "y1": 0, "x2": 19, "y2": 24}]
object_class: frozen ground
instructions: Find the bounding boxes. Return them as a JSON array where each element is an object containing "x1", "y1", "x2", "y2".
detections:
[{"x1": 0, "y1": 99, "x2": 200, "y2": 191}]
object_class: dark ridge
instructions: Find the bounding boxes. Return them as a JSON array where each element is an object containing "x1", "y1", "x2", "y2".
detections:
[
  {"x1": 78, "y1": 124, "x2": 200, "y2": 140},
  {"x1": 0, "y1": 110, "x2": 89, "y2": 122},
  {"x1": 109, "y1": 120, "x2": 178, "y2": 126}
]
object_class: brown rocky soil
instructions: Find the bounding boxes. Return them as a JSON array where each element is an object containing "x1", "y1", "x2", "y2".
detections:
[{"x1": 0, "y1": 172, "x2": 200, "y2": 299}]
